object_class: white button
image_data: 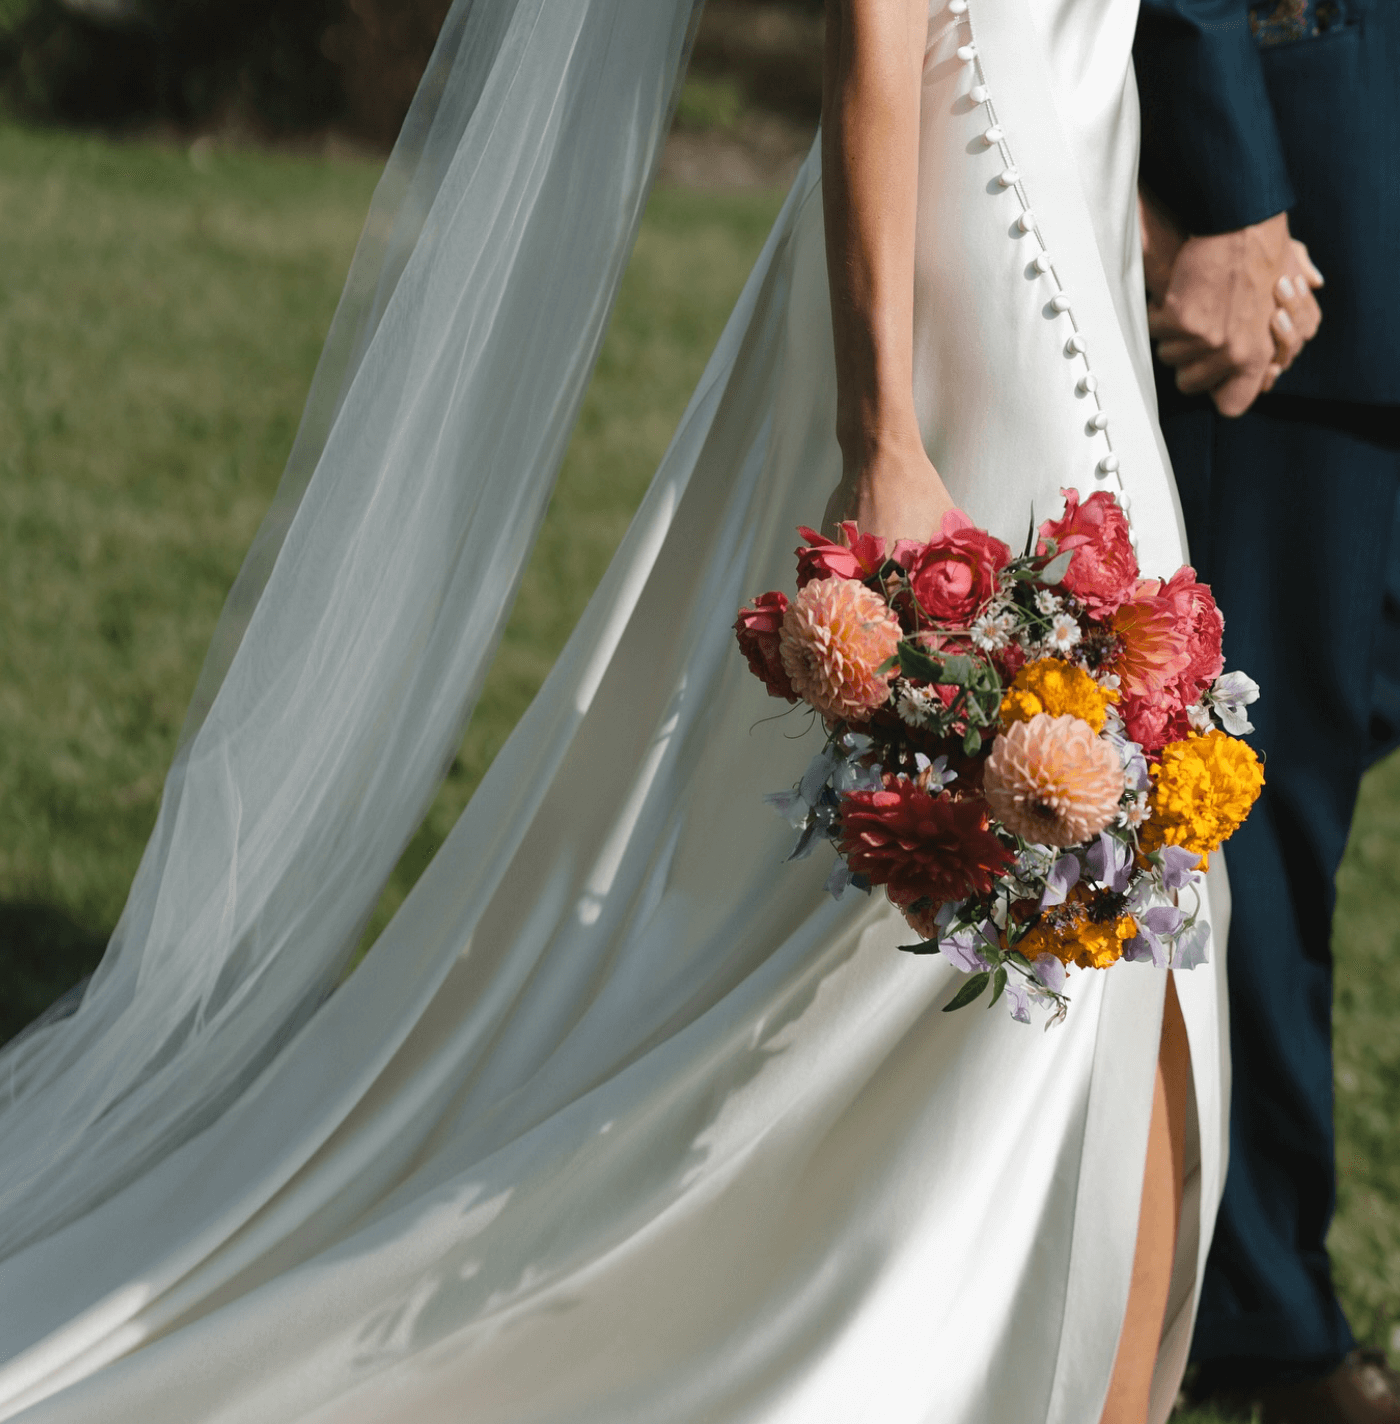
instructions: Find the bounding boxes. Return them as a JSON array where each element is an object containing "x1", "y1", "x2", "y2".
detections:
[
  {"x1": 1089, "y1": 411, "x2": 1109, "y2": 430},
  {"x1": 1118, "y1": 492, "x2": 1133, "y2": 513},
  {"x1": 970, "y1": 84, "x2": 990, "y2": 104},
  {"x1": 1066, "y1": 333, "x2": 1087, "y2": 355},
  {"x1": 949, "y1": 0, "x2": 969, "y2": 13},
  {"x1": 957, "y1": 44, "x2": 978, "y2": 62},
  {"x1": 984, "y1": 125, "x2": 1004, "y2": 145},
  {"x1": 998, "y1": 167, "x2": 1019, "y2": 187},
  {"x1": 1078, "y1": 373, "x2": 1098, "y2": 394},
  {"x1": 1050, "y1": 293, "x2": 1071, "y2": 312},
  {"x1": 1098, "y1": 453, "x2": 1120, "y2": 473},
  {"x1": 1033, "y1": 252, "x2": 1053, "y2": 274},
  {"x1": 1018, "y1": 211, "x2": 1036, "y2": 233}
]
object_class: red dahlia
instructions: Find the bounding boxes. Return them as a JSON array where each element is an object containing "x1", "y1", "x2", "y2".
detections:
[{"x1": 838, "y1": 776, "x2": 1015, "y2": 907}]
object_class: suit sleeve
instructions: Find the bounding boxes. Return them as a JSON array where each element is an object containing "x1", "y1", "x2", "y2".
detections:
[{"x1": 1134, "y1": 0, "x2": 1297, "y2": 234}]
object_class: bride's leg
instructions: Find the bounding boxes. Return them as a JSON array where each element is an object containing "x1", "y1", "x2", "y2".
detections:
[{"x1": 1099, "y1": 975, "x2": 1190, "y2": 1424}]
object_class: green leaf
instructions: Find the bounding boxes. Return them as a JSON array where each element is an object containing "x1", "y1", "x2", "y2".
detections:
[
  {"x1": 988, "y1": 965, "x2": 1008, "y2": 1008},
  {"x1": 962, "y1": 726, "x2": 983, "y2": 756},
  {"x1": 896, "y1": 640, "x2": 943, "y2": 683},
  {"x1": 1039, "y1": 550, "x2": 1074, "y2": 585},
  {"x1": 939, "y1": 654, "x2": 974, "y2": 686},
  {"x1": 942, "y1": 970, "x2": 991, "y2": 1012}
]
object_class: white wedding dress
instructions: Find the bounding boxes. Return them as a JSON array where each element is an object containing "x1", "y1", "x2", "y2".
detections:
[{"x1": 0, "y1": 0, "x2": 1230, "y2": 1420}]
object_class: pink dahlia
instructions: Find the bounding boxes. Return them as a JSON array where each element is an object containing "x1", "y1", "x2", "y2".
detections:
[
  {"x1": 1037, "y1": 489, "x2": 1139, "y2": 616},
  {"x1": 839, "y1": 776, "x2": 1015, "y2": 906},
  {"x1": 1110, "y1": 580, "x2": 1193, "y2": 700},
  {"x1": 779, "y1": 576, "x2": 902, "y2": 722},
  {"x1": 983, "y1": 714, "x2": 1125, "y2": 848}
]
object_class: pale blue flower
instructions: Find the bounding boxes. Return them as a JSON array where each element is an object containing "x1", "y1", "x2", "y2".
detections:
[
  {"x1": 940, "y1": 921, "x2": 994, "y2": 973},
  {"x1": 1157, "y1": 844, "x2": 1201, "y2": 891},
  {"x1": 1005, "y1": 981, "x2": 1032, "y2": 1024},
  {"x1": 1086, "y1": 832, "x2": 1132, "y2": 892},
  {"x1": 1040, "y1": 854, "x2": 1081, "y2": 909},
  {"x1": 1127, "y1": 904, "x2": 1186, "y2": 968},
  {"x1": 764, "y1": 790, "x2": 808, "y2": 828},
  {"x1": 825, "y1": 857, "x2": 855, "y2": 900},
  {"x1": 1174, "y1": 920, "x2": 1211, "y2": 969},
  {"x1": 1210, "y1": 671, "x2": 1260, "y2": 736},
  {"x1": 798, "y1": 747, "x2": 840, "y2": 806}
]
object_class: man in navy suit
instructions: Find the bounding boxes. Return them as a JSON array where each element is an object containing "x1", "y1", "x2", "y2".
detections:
[{"x1": 1134, "y1": 1, "x2": 1400, "y2": 1419}]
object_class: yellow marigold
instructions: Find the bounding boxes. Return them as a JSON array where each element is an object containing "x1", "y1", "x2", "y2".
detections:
[
  {"x1": 1000, "y1": 658, "x2": 1115, "y2": 734},
  {"x1": 1016, "y1": 889, "x2": 1138, "y2": 971},
  {"x1": 1139, "y1": 730, "x2": 1264, "y2": 863}
]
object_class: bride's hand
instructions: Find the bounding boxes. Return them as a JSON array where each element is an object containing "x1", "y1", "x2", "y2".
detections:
[{"x1": 822, "y1": 431, "x2": 957, "y2": 545}]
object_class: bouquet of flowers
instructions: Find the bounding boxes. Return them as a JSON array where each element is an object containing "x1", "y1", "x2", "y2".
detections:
[{"x1": 733, "y1": 491, "x2": 1263, "y2": 1024}]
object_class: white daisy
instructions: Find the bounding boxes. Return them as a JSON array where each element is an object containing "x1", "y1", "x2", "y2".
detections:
[
  {"x1": 970, "y1": 608, "x2": 1016, "y2": 651},
  {"x1": 1046, "y1": 612, "x2": 1082, "y2": 653},
  {"x1": 1034, "y1": 588, "x2": 1063, "y2": 615},
  {"x1": 896, "y1": 684, "x2": 943, "y2": 728},
  {"x1": 1117, "y1": 794, "x2": 1151, "y2": 829}
]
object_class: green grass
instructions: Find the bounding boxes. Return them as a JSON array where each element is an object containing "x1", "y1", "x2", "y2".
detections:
[
  {"x1": 1, "y1": 122, "x2": 1398, "y2": 1393},
  {"x1": 0, "y1": 122, "x2": 783, "y2": 1027}
]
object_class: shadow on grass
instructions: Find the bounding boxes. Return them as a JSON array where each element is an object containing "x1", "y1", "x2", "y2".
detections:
[{"x1": 0, "y1": 903, "x2": 106, "y2": 1046}]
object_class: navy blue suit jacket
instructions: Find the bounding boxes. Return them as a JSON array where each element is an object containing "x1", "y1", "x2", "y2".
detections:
[{"x1": 1134, "y1": 0, "x2": 1400, "y2": 404}]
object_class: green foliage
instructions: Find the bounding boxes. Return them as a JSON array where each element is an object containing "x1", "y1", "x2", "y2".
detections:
[
  {"x1": 0, "y1": 122, "x2": 380, "y2": 1042},
  {"x1": 674, "y1": 74, "x2": 745, "y2": 132},
  {"x1": 0, "y1": 120, "x2": 783, "y2": 1037},
  {"x1": 0, "y1": 0, "x2": 343, "y2": 132},
  {"x1": 942, "y1": 970, "x2": 990, "y2": 1012}
]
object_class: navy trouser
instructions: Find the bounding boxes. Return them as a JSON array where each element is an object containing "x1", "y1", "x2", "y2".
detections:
[{"x1": 1158, "y1": 385, "x2": 1400, "y2": 1387}]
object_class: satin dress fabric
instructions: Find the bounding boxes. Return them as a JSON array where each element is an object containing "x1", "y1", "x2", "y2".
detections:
[{"x1": 0, "y1": 0, "x2": 1228, "y2": 1420}]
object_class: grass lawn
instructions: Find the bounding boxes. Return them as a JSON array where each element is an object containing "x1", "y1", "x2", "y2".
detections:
[{"x1": 0, "y1": 121, "x2": 1397, "y2": 1405}]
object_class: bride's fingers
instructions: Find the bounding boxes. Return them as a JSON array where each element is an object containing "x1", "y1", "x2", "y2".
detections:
[{"x1": 1260, "y1": 360, "x2": 1284, "y2": 393}]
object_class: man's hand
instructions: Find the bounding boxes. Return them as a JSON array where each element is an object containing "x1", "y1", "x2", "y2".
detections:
[{"x1": 1146, "y1": 210, "x2": 1322, "y2": 417}]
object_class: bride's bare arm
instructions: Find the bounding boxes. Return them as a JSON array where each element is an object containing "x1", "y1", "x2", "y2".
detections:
[{"x1": 821, "y1": 0, "x2": 955, "y2": 543}]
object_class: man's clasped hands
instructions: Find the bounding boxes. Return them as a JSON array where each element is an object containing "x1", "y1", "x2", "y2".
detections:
[{"x1": 1141, "y1": 193, "x2": 1324, "y2": 417}]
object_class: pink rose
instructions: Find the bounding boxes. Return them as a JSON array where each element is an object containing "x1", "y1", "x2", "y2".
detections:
[
  {"x1": 795, "y1": 522, "x2": 887, "y2": 587},
  {"x1": 902, "y1": 509, "x2": 1010, "y2": 626},
  {"x1": 1120, "y1": 689, "x2": 1192, "y2": 755},
  {"x1": 1157, "y1": 567, "x2": 1224, "y2": 705},
  {"x1": 734, "y1": 591, "x2": 798, "y2": 702},
  {"x1": 1037, "y1": 489, "x2": 1139, "y2": 616}
]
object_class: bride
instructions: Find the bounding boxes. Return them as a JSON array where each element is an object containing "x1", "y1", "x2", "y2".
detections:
[{"x1": 0, "y1": 1, "x2": 1226, "y2": 1420}]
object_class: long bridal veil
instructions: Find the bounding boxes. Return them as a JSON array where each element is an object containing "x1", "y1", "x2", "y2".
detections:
[
  {"x1": 0, "y1": 0, "x2": 704, "y2": 1254},
  {"x1": 0, "y1": 0, "x2": 1228, "y2": 1418}
]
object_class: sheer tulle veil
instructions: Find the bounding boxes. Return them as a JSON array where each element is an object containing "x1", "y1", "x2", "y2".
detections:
[
  {"x1": 0, "y1": 0, "x2": 704, "y2": 1256},
  {"x1": 0, "y1": 0, "x2": 1232, "y2": 1417}
]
